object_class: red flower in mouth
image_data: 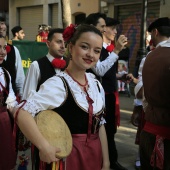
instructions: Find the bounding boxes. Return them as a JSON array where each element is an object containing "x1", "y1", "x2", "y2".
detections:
[
  {"x1": 51, "y1": 58, "x2": 66, "y2": 69},
  {"x1": 63, "y1": 24, "x2": 77, "y2": 43},
  {"x1": 106, "y1": 44, "x2": 114, "y2": 52},
  {"x1": 5, "y1": 45, "x2": 11, "y2": 53}
]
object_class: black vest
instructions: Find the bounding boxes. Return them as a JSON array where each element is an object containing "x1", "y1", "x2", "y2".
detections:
[
  {"x1": 100, "y1": 47, "x2": 118, "y2": 93},
  {"x1": 87, "y1": 47, "x2": 118, "y2": 93},
  {"x1": 36, "y1": 56, "x2": 56, "y2": 91},
  {"x1": 53, "y1": 77, "x2": 89, "y2": 134},
  {"x1": 36, "y1": 56, "x2": 69, "y2": 91},
  {"x1": 0, "y1": 44, "x2": 16, "y2": 94},
  {"x1": 0, "y1": 68, "x2": 10, "y2": 106},
  {"x1": 53, "y1": 77, "x2": 104, "y2": 134}
]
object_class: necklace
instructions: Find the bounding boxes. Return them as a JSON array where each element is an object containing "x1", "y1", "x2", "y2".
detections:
[{"x1": 65, "y1": 69, "x2": 88, "y2": 87}]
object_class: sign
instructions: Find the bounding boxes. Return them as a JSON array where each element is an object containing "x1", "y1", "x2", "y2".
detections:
[{"x1": 12, "y1": 40, "x2": 48, "y2": 74}]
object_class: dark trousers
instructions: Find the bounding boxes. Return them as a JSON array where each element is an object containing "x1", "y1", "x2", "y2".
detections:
[
  {"x1": 140, "y1": 130, "x2": 170, "y2": 170},
  {"x1": 104, "y1": 93, "x2": 118, "y2": 164}
]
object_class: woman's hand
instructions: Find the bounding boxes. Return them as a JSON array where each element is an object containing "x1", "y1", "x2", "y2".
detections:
[{"x1": 39, "y1": 142, "x2": 61, "y2": 163}]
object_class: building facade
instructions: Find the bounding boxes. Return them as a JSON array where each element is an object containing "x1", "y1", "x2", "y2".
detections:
[
  {"x1": 101, "y1": 0, "x2": 170, "y2": 73},
  {"x1": 4, "y1": 0, "x2": 170, "y2": 73},
  {"x1": 9, "y1": 0, "x2": 99, "y2": 40}
]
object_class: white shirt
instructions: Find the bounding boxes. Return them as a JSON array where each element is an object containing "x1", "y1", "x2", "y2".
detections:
[
  {"x1": 4, "y1": 46, "x2": 25, "y2": 97},
  {"x1": 21, "y1": 72, "x2": 106, "y2": 125},
  {"x1": 22, "y1": 53, "x2": 62, "y2": 100},
  {"x1": 91, "y1": 42, "x2": 118, "y2": 76},
  {"x1": 0, "y1": 67, "x2": 18, "y2": 108}
]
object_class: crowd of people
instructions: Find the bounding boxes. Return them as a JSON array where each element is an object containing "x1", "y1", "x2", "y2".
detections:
[{"x1": 0, "y1": 12, "x2": 170, "y2": 170}]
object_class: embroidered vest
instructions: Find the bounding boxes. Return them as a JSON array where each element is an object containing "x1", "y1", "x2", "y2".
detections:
[{"x1": 53, "y1": 77, "x2": 104, "y2": 134}]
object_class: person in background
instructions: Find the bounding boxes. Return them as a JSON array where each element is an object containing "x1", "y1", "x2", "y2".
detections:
[
  {"x1": 141, "y1": 17, "x2": 170, "y2": 170},
  {"x1": 11, "y1": 24, "x2": 110, "y2": 170},
  {"x1": 0, "y1": 16, "x2": 25, "y2": 100},
  {"x1": 85, "y1": 13, "x2": 128, "y2": 170},
  {"x1": 100, "y1": 17, "x2": 128, "y2": 170},
  {"x1": 11, "y1": 26, "x2": 25, "y2": 40},
  {"x1": 0, "y1": 35, "x2": 18, "y2": 170},
  {"x1": 146, "y1": 31, "x2": 151, "y2": 52},
  {"x1": 22, "y1": 28, "x2": 67, "y2": 100},
  {"x1": 84, "y1": 13, "x2": 127, "y2": 81}
]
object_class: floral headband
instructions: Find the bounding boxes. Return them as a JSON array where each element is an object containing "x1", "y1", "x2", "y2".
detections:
[{"x1": 63, "y1": 24, "x2": 77, "y2": 44}]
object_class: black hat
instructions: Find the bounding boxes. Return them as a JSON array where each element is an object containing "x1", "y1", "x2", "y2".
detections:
[
  {"x1": 148, "y1": 17, "x2": 170, "y2": 32},
  {"x1": 11, "y1": 26, "x2": 23, "y2": 36},
  {"x1": 105, "y1": 17, "x2": 120, "y2": 26}
]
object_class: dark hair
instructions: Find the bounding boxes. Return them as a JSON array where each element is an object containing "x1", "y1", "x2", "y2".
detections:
[
  {"x1": 11, "y1": 26, "x2": 23, "y2": 37},
  {"x1": 0, "y1": 35, "x2": 5, "y2": 39},
  {"x1": 70, "y1": 24, "x2": 102, "y2": 45},
  {"x1": 105, "y1": 17, "x2": 120, "y2": 26},
  {"x1": 148, "y1": 17, "x2": 170, "y2": 32},
  {"x1": 0, "y1": 17, "x2": 5, "y2": 22},
  {"x1": 84, "y1": 12, "x2": 106, "y2": 26},
  {"x1": 47, "y1": 28, "x2": 64, "y2": 41},
  {"x1": 156, "y1": 26, "x2": 170, "y2": 37}
]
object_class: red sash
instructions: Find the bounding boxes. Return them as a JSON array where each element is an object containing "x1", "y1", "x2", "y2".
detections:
[{"x1": 144, "y1": 121, "x2": 170, "y2": 170}]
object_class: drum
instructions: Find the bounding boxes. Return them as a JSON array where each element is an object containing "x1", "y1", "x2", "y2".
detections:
[{"x1": 35, "y1": 110, "x2": 72, "y2": 159}]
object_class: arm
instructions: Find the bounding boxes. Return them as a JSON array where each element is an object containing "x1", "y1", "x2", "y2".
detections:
[
  {"x1": 92, "y1": 52, "x2": 118, "y2": 76},
  {"x1": 92, "y1": 35, "x2": 128, "y2": 77},
  {"x1": 10, "y1": 76, "x2": 66, "y2": 163},
  {"x1": 22, "y1": 61, "x2": 40, "y2": 100},
  {"x1": 99, "y1": 125, "x2": 110, "y2": 170},
  {"x1": 14, "y1": 108, "x2": 60, "y2": 163},
  {"x1": 14, "y1": 46, "x2": 25, "y2": 98}
]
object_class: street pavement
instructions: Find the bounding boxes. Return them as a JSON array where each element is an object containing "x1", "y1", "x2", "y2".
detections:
[
  {"x1": 115, "y1": 92, "x2": 138, "y2": 170},
  {"x1": 17, "y1": 92, "x2": 138, "y2": 170}
]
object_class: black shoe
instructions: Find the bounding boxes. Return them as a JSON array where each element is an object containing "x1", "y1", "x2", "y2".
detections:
[{"x1": 110, "y1": 161, "x2": 128, "y2": 170}]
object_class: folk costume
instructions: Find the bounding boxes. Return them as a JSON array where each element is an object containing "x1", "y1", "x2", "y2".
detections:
[
  {"x1": 0, "y1": 44, "x2": 25, "y2": 99},
  {"x1": 0, "y1": 67, "x2": 18, "y2": 170},
  {"x1": 88, "y1": 41, "x2": 120, "y2": 168},
  {"x1": 22, "y1": 53, "x2": 68, "y2": 100},
  {"x1": 141, "y1": 39, "x2": 170, "y2": 170},
  {"x1": 99, "y1": 43, "x2": 120, "y2": 166},
  {"x1": 20, "y1": 72, "x2": 106, "y2": 170}
]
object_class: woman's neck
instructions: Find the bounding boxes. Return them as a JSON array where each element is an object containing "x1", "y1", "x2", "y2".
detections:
[{"x1": 65, "y1": 66, "x2": 87, "y2": 85}]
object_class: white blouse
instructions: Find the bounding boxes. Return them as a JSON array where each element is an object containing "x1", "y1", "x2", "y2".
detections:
[
  {"x1": 22, "y1": 53, "x2": 62, "y2": 100},
  {"x1": 21, "y1": 72, "x2": 106, "y2": 124},
  {"x1": 0, "y1": 67, "x2": 17, "y2": 108}
]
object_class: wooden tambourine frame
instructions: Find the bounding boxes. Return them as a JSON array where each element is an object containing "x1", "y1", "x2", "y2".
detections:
[{"x1": 35, "y1": 110, "x2": 72, "y2": 159}]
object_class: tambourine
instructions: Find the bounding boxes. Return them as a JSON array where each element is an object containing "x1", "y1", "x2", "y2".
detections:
[{"x1": 34, "y1": 110, "x2": 72, "y2": 159}]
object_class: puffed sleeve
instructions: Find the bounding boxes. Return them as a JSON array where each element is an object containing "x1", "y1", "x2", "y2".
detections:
[{"x1": 19, "y1": 76, "x2": 67, "y2": 117}]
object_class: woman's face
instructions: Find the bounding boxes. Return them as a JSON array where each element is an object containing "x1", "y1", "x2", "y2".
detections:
[
  {"x1": 69, "y1": 32, "x2": 102, "y2": 70},
  {"x1": 0, "y1": 38, "x2": 7, "y2": 64}
]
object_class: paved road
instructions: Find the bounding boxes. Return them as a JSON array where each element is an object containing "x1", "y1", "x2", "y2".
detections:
[
  {"x1": 115, "y1": 93, "x2": 138, "y2": 170},
  {"x1": 17, "y1": 93, "x2": 138, "y2": 170}
]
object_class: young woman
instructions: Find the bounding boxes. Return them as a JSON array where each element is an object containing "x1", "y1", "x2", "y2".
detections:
[
  {"x1": 12, "y1": 24, "x2": 110, "y2": 170},
  {"x1": 0, "y1": 36, "x2": 18, "y2": 169}
]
